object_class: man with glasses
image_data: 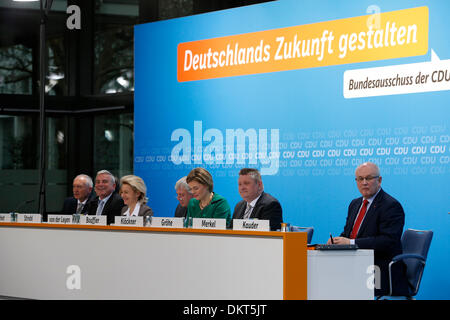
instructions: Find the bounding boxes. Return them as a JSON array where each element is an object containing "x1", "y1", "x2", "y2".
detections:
[
  {"x1": 174, "y1": 176, "x2": 193, "y2": 218},
  {"x1": 329, "y1": 162, "x2": 409, "y2": 297}
]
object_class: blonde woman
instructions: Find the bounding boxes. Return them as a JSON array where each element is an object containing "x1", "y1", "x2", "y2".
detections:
[{"x1": 119, "y1": 175, "x2": 153, "y2": 219}]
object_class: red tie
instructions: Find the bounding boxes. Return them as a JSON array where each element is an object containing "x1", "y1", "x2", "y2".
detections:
[{"x1": 350, "y1": 199, "x2": 369, "y2": 239}]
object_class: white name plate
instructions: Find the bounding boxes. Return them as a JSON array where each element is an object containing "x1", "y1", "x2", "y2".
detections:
[
  {"x1": 192, "y1": 218, "x2": 226, "y2": 230},
  {"x1": 47, "y1": 215, "x2": 73, "y2": 224},
  {"x1": 0, "y1": 213, "x2": 11, "y2": 223},
  {"x1": 233, "y1": 219, "x2": 270, "y2": 231},
  {"x1": 79, "y1": 215, "x2": 107, "y2": 226},
  {"x1": 151, "y1": 217, "x2": 184, "y2": 228},
  {"x1": 115, "y1": 216, "x2": 144, "y2": 227},
  {"x1": 17, "y1": 213, "x2": 42, "y2": 223}
]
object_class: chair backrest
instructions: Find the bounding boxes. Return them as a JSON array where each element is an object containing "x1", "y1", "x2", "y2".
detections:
[
  {"x1": 401, "y1": 229, "x2": 433, "y2": 296},
  {"x1": 290, "y1": 226, "x2": 314, "y2": 244}
]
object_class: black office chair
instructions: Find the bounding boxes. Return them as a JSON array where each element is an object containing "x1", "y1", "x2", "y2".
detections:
[
  {"x1": 388, "y1": 228, "x2": 433, "y2": 298},
  {"x1": 290, "y1": 226, "x2": 314, "y2": 244}
]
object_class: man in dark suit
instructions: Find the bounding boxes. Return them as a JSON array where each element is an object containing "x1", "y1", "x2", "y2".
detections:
[
  {"x1": 330, "y1": 162, "x2": 409, "y2": 297},
  {"x1": 85, "y1": 170, "x2": 124, "y2": 225},
  {"x1": 174, "y1": 176, "x2": 193, "y2": 218},
  {"x1": 232, "y1": 168, "x2": 282, "y2": 231},
  {"x1": 61, "y1": 174, "x2": 94, "y2": 215}
]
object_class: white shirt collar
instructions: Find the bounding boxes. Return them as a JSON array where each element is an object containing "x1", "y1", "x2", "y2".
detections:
[
  {"x1": 123, "y1": 202, "x2": 141, "y2": 217},
  {"x1": 247, "y1": 193, "x2": 262, "y2": 208}
]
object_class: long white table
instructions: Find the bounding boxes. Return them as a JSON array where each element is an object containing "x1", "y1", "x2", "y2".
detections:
[{"x1": 0, "y1": 223, "x2": 373, "y2": 300}]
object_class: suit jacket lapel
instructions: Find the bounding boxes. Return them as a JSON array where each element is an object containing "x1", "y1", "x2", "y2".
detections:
[{"x1": 357, "y1": 189, "x2": 384, "y2": 237}]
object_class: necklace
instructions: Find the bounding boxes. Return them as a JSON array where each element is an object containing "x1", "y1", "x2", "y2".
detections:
[{"x1": 199, "y1": 192, "x2": 213, "y2": 210}]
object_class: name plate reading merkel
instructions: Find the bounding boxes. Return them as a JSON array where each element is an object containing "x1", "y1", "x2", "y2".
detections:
[
  {"x1": 0, "y1": 214, "x2": 11, "y2": 222},
  {"x1": 114, "y1": 216, "x2": 144, "y2": 227},
  {"x1": 17, "y1": 214, "x2": 42, "y2": 223},
  {"x1": 47, "y1": 215, "x2": 73, "y2": 224},
  {"x1": 233, "y1": 219, "x2": 270, "y2": 231},
  {"x1": 192, "y1": 218, "x2": 226, "y2": 230},
  {"x1": 79, "y1": 215, "x2": 107, "y2": 226},
  {"x1": 151, "y1": 217, "x2": 184, "y2": 228}
]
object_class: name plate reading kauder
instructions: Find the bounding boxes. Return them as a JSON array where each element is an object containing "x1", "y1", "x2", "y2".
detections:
[
  {"x1": 17, "y1": 213, "x2": 42, "y2": 223},
  {"x1": 151, "y1": 217, "x2": 184, "y2": 228},
  {"x1": 79, "y1": 215, "x2": 107, "y2": 226},
  {"x1": 47, "y1": 215, "x2": 73, "y2": 224},
  {"x1": 192, "y1": 218, "x2": 226, "y2": 230},
  {"x1": 233, "y1": 219, "x2": 270, "y2": 231},
  {"x1": 114, "y1": 216, "x2": 144, "y2": 227},
  {"x1": 0, "y1": 213, "x2": 11, "y2": 223}
]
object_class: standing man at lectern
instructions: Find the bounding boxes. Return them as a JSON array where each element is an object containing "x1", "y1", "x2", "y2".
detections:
[
  {"x1": 232, "y1": 168, "x2": 283, "y2": 231},
  {"x1": 61, "y1": 174, "x2": 93, "y2": 215},
  {"x1": 329, "y1": 162, "x2": 409, "y2": 297},
  {"x1": 86, "y1": 170, "x2": 124, "y2": 225}
]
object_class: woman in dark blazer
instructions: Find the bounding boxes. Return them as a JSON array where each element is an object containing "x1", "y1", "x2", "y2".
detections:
[{"x1": 119, "y1": 175, "x2": 153, "y2": 219}]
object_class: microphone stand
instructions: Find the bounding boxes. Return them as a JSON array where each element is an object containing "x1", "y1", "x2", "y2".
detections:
[{"x1": 38, "y1": 0, "x2": 53, "y2": 217}]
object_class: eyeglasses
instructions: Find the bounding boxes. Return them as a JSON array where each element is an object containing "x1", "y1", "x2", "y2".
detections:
[{"x1": 355, "y1": 176, "x2": 379, "y2": 183}]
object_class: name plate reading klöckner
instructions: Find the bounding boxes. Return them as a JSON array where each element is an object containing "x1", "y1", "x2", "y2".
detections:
[
  {"x1": 233, "y1": 219, "x2": 270, "y2": 231},
  {"x1": 17, "y1": 214, "x2": 42, "y2": 223},
  {"x1": 151, "y1": 217, "x2": 184, "y2": 228},
  {"x1": 79, "y1": 215, "x2": 107, "y2": 226},
  {"x1": 0, "y1": 213, "x2": 11, "y2": 223},
  {"x1": 47, "y1": 215, "x2": 73, "y2": 224},
  {"x1": 114, "y1": 216, "x2": 144, "y2": 227},
  {"x1": 192, "y1": 218, "x2": 226, "y2": 230}
]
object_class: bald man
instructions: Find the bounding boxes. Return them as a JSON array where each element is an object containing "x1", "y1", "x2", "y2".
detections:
[{"x1": 329, "y1": 162, "x2": 409, "y2": 297}]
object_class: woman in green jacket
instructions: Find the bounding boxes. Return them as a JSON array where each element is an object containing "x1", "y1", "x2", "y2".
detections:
[{"x1": 185, "y1": 167, "x2": 231, "y2": 227}]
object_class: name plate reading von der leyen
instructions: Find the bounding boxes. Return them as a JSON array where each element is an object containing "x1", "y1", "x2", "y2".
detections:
[
  {"x1": 233, "y1": 219, "x2": 270, "y2": 231},
  {"x1": 192, "y1": 218, "x2": 227, "y2": 230},
  {"x1": 151, "y1": 217, "x2": 184, "y2": 228},
  {"x1": 0, "y1": 213, "x2": 11, "y2": 222},
  {"x1": 17, "y1": 214, "x2": 42, "y2": 223},
  {"x1": 47, "y1": 215, "x2": 73, "y2": 224},
  {"x1": 114, "y1": 216, "x2": 144, "y2": 227},
  {"x1": 79, "y1": 215, "x2": 107, "y2": 226}
]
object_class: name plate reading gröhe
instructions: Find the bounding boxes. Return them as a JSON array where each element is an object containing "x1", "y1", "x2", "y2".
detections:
[
  {"x1": 114, "y1": 216, "x2": 144, "y2": 227},
  {"x1": 79, "y1": 215, "x2": 107, "y2": 226},
  {"x1": 17, "y1": 214, "x2": 41, "y2": 223},
  {"x1": 47, "y1": 215, "x2": 73, "y2": 224},
  {"x1": 151, "y1": 217, "x2": 184, "y2": 228},
  {"x1": 192, "y1": 218, "x2": 226, "y2": 230},
  {"x1": 233, "y1": 219, "x2": 270, "y2": 231},
  {"x1": 0, "y1": 214, "x2": 11, "y2": 223}
]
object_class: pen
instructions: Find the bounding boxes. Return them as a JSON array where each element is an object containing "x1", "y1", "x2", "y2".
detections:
[{"x1": 329, "y1": 233, "x2": 334, "y2": 244}]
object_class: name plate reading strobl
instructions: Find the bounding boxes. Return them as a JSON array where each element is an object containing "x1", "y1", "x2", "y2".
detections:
[
  {"x1": 114, "y1": 216, "x2": 144, "y2": 227},
  {"x1": 79, "y1": 215, "x2": 107, "y2": 226},
  {"x1": 232, "y1": 219, "x2": 270, "y2": 231},
  {"x1": 17, "y1": 214, "x2": 42, "y2": 223},
  {"x1": 0, "y1": 213, "x2": 11, "y2": 223},
  {"x1": 192, "y1": 218, "x2": 227, "y2": 230},
  {"x1": 47, "y1": 215, "x2": 73, "y2": 224},
  {"x1": 151, "y1": 217, "x2": 184, "y2": 228}
]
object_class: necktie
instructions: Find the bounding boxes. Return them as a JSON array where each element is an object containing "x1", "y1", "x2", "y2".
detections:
[
  {"x1": 350, "y1": 199, "x2": 369, "y2": 239},
  {"x1": 76, "y1": 202, "x2": 84, "y2": 214},
  {"x1": 243, "y1": 203, "x2": 253, "y2": 219},
  {"x1": 96, "y1": 200, "x2": 105, "y2": 216}
]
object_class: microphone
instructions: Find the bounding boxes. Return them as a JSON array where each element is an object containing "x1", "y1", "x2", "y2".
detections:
[{"x1": 12, "y1": 199, "x2": 35, "y2": 214}]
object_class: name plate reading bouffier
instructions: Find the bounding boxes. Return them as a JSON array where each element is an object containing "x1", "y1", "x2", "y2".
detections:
[
  {"x1": 79, "y1": 215, "x2": 107, "y2": 226},
  {"x1": 0, "y1": 213, "x2": 11, "y2": 223},
  {"x1": 114, "y1": 216, "x2": 144, "y2": 227},
  {"x1": 151, "y1": 217, "x2": 184, "y2": 228},
  {"x1": 17, "y1": 213, "x2": 42, "y2": 223},
  {"x1": 47, "y1": 215, "x2": 73, "y2": 224},
  {"x1": 233, "y1": 219, "x2": 270, "y2": 231},
  {"x1": 192, "y1": 218, "x2": 226, "y2": 230}
]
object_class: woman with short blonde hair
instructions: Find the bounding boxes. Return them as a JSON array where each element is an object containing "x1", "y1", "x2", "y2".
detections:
[{"x1": 119, "y1": 175, "x2": 153, "y2": 218}]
